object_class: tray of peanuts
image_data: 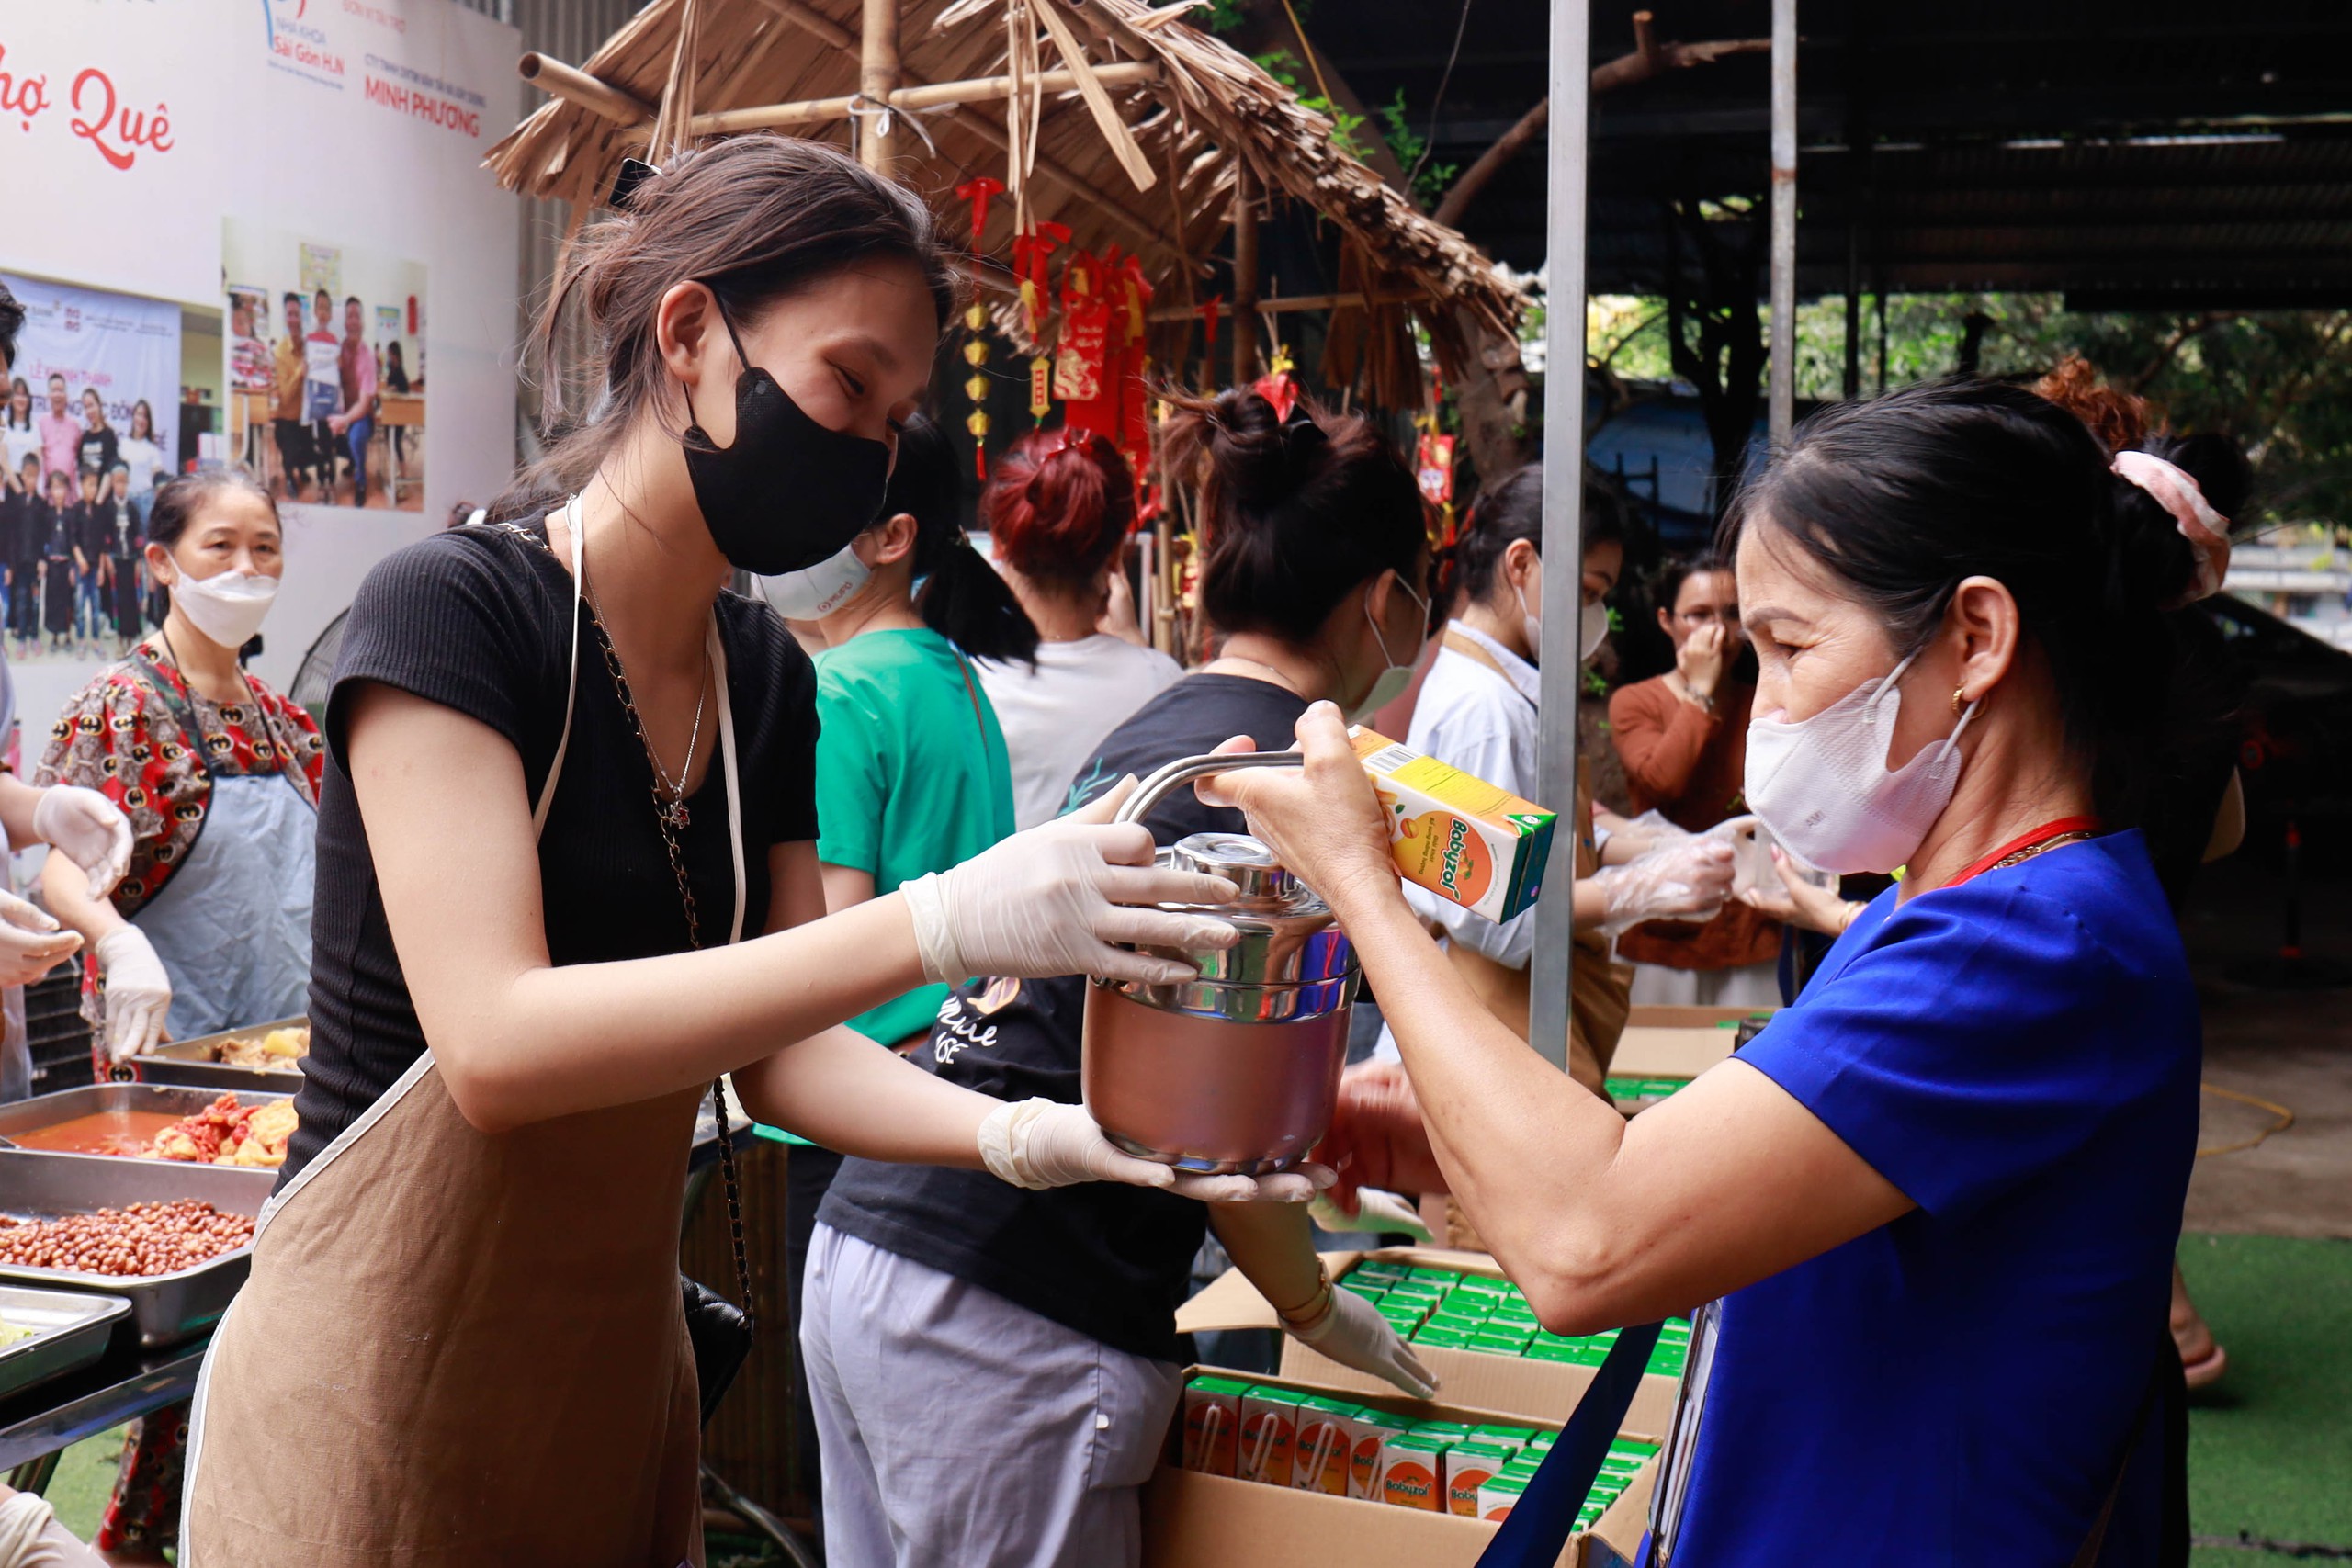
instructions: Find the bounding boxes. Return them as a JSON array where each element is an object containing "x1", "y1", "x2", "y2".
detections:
[{"x1": 0, "y1": 1150, "x2": 264, "y2": 1347}]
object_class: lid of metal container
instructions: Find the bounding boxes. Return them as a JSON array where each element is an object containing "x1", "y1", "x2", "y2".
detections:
[{"x1": 1170, "y1": 832, "x2": 1297, "y2": 903}]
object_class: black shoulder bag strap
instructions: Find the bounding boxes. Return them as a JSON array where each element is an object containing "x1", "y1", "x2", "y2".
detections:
[{"x1": 1476, "y1": 1320, "x2": 1663, "y2": 1568}]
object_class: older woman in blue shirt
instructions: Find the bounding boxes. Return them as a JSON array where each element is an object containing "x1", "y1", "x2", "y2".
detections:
[{"x1": 1212, "y1": 377, "x2": 2233, "y2": 1564}]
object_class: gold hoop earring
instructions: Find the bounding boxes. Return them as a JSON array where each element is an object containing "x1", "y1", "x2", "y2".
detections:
[{"x1": 1951, "y1": 686, "x2": 1968, "y2": 716}]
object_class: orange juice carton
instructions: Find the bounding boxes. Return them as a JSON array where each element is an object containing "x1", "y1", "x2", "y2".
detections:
[
  {"x1": 1477, "y1": 1472, "x2": 1531, "y2": 1522},
  {"x1": 1344, "y1": 1404, "x2": 1413, "y2": 1500},
  {"x1": 1349, "y1": 728, "x2": 1556, "y2": 922},
  {"x1": 1289, "y1": 1396, "x2": 1357, "y2": 1495},
  {"x1": 1237, "y1": 1385, "x2": 1299, "y2": 1486},
  {"x1": 1444, "y1": 1440, "x2": 1521, "y2": 1517},
  {"x1": 1378, "y1": 1430, "x2": 1453, "y2": 1511},
  {"x1": 1181, "y1": 1375, "x2": 1250, "y2": 1476}
]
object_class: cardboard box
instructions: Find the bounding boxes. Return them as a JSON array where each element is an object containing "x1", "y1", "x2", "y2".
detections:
[
  {"x1": 1143, "y1": 1366, "x2": 1661, "y2": 1568},
  {"x1": 1177, "y1": 1246, "x2": 1684, "y2": 1437}
]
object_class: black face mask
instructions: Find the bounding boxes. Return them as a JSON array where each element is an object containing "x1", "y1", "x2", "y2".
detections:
[{"x1": 680, "y1": 301, "x2": 892, "y2": 576}]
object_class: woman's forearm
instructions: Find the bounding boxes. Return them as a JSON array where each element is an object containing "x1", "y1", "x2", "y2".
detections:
[
  {"x1": 429, "y1": 891, "x2": 932, "y2": 1133},
  {"x1": 731, "y1": 1025, "x2": 989, "y2": 1168},
  {"x1": 0, "y1": 773, "x2": 44, "y2": 853},
  {"x1": 40, "y1": 845, "x2": 127, "y2": 942},
  {"x1": 1336, "y1": 886, "x2": 1635, "y2": 1326},
  {"x1": 1209, "y1": 1200, "x2": 1325, "y2": 1320}
]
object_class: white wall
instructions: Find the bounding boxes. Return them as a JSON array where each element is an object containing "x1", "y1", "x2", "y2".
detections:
[{"x1": 0, "y1": 0, "x2": 522, "y2": 712}]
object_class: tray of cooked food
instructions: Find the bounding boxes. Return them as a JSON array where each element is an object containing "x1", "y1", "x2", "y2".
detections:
[
  {"x1": 0, "y1": 1151, "x2": 266, "y2": 1346},
  {"x1": 0, "y1": 1085, "x2": 297, "y2": 1169},
  {"x1": 0, "y1": 1284, "x2": 135, "y2": 1403},
  {"x1": 130, "y1": 1018, "x2": 309, "y2": 1092}
]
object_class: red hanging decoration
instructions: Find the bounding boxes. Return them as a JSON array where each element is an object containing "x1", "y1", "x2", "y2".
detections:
[{"x1": 955, "y1": 175, "x2": 1004, "y2": 250}]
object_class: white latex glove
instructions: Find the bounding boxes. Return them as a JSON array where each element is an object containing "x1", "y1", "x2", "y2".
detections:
[
  {"x1": 31, "y1": 786, "x2": 133, "y2": 901},
  {"x1": 978, "y1": 1099, "x2": 1335, "y2": 1203},
  {"x1": 0, "y1": 1484, "x2": 105, "y2": 1567},
  {"x1": 902, "y1": 777, "x2": 1241, "y2": 987},
  {"x1": 1308, "y1": 1185, "x2": 1430, "y2": 1241},
  {"x1": 0, "y1": 891, "x2": 80, "y2": 987},
  {"x1": 1287, "y1": 1285, "x2": 1439, "y2": 1400},
  {"x1": 1592, "y1": 836, "x2": 1736, "y2": 934},
  {"x1": 94, "y1": 927, "x2": 171, "y2": 1064}
]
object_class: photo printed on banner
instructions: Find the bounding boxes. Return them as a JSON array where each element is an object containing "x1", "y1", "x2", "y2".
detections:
[{"x1": 221, "y1": 220, "x2": 425, "y2": 516}]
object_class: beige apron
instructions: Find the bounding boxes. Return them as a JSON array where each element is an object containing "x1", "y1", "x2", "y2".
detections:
[{"x1": 183, "y1": 504, "x2": 748, "y2": 1566}]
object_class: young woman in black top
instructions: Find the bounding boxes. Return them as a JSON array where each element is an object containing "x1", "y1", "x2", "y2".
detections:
[
  {"x1": 179, "y1": 139, "x2": 1311, "y2": 1568},
  {"x1": 808, "y1": 389, "x2": 1441, "y2": 1568}
]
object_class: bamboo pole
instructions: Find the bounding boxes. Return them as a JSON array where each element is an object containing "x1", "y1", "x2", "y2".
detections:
[
  {"x1": 518, "y1": 51, "x2": 655, "y2": 124},
  {"x1": 1145, "y1": 289, "x2": 1419, "y2": 323},
  {"x1": 1229, "y1": 166, "x2": 1259, "y2": 383},
  {"x1": 689, "y1": 61, "x2": 1161, "y2": 135},
  {"x1": 743, "y1": 0, "x2": 1168, "y2": 252},
  {"x1": 858, "y1": 0, "x2": 900, "y2": 170}
]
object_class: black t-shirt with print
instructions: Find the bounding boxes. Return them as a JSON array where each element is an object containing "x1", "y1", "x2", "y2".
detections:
[
  {"x1": 818, "y1": 674, "x2": 1311, "y2": 1362},
  {"x1": 286, "y1": 522, "x2": 821, "y2": 1181}
]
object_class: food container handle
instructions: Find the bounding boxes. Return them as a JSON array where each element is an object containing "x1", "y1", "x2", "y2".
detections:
[{"x1": 1114, "y1": 750, "x2": 1304, "y2": 827}]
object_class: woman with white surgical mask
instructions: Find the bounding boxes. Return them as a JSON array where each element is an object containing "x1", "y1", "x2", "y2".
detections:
[
  {"x1": 33, "y1": 470, "x2": 322, "y2": 1561},
  {"x1": 1366, "y1": 465, "x2": 1734, "y2": 1104},
  {"x1": 41, "y1": 471, "x2": 320, "y2": 1066},
  {"x1": 1211, "y1": 378, "x2": 2233, "y2": 1564}
]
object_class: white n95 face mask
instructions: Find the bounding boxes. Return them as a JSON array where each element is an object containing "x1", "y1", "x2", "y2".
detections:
[
  {"x1": 756, "y1": 539, "x2": 870, "y2": 621},
  {"x1": 1742, "y1": 649, "x2": 1978, "y2": 875},
  {"x1": 171, "y1": 569, "x2": 278, "y2": 649},
  {"x1": 1351, "y1": 573, "x2": 1430, "y2": 721},
  {"x1": 1580, "y1": 599, "x2": 1611, "y2": 661}
]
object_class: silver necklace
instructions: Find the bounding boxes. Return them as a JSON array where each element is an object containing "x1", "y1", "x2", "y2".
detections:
[{"x1": 582, "y1": 575, "x2": 709, "y2": 829}]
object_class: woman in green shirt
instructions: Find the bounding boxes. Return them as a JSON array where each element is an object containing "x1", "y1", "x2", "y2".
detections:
[{"x1": 756, "y1": 412, "x2": 1040, "y2": 1506}]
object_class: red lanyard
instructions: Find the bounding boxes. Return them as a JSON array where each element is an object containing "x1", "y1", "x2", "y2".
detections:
[{"x1": 1943, "y1": 815, "x2": 2102, "y2": 888}]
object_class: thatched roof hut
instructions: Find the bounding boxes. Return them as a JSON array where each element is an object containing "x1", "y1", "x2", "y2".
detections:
[{"x1": 483, "y1": 0, "x2": 1525, "y2": 407}]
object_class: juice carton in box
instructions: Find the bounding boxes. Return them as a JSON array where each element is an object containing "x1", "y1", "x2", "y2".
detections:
[
  {"x1": 1345, "y1": 1405, "x2": 1413, "y2": 1500},
  {"x1": 1477, "y1": 1472, "x2": 1531, "y2": 1522},
  {"x1": 1445, "y1": 1440, "x2": 1521, "y2": 1517},
  {"x1": 1289, "y1": 1398, "x2": 1355, "y2": 1495},
  {"x1": 1377, "y1": 1431, "x2": 1452, "y2": 1511},
  {"x1": 1237, "y1": 1386, "x2": 1299, "y2": 1486},
  {"x1": 1181, "y1": 1375, "x2": 1250, "y2": 1476},
  {"x1": 1350, "y1": 727, "x2": 1557, "y2": 923}
]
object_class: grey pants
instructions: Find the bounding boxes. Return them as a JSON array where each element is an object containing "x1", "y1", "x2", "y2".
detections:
[{"x1": 801, "y1": 1223, "x2": 1183, "y2": 1568}]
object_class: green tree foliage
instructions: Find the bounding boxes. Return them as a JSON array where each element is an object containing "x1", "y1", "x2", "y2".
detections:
[
  {"x1": 1589, "y1": 291, "x2": 2352, "y2": 524},
  {"x1": 1251, "y1": 48, "x2": 1366, "y2": 162}
]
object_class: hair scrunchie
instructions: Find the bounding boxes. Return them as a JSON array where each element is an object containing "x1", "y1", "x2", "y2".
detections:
[{"x1": 2112, "y1": 448, "x2": 2231, "y2": 607}]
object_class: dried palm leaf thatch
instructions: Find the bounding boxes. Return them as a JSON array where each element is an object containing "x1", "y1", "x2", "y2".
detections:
[{"x1": 484, "y1": 0, "x2": 1525, "y2": 409}]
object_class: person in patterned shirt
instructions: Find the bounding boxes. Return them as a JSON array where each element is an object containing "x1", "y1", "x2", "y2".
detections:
[{"x1": 33, "y1": 469, "x2": 319, "y2": 1562}]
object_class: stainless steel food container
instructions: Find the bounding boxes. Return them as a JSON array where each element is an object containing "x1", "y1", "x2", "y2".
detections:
[
  {"x1": 129, "y1": 1016, "x2": 308, "y2": 1093},
  {"x1": 0, "y1": 1286, "x2": 134, "y2": 1401},
  {"x1": 0, "y1": 1083, "x2": 294, "y2": 1157},
  {"x1": 1080, "y1": 752, "x2": 1359, "y2": 1176},
  {"x1": 0, "y1": 1150, "x2": 267, "y2": 1347}
]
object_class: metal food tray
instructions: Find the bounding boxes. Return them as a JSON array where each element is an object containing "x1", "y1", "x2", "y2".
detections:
[
  {"x1": 0, "y1": 1285, "x2": 133, "y2": 1403},
  {"x1": 0, "y1": 1084, "x2": 294, "y2": 1160},
  {"x1": 130, "y1": 1016, "x2": 308, "y2": 1093},
  {"x1": 0, "y1": 1151, "x2": 266, "y2": 1348}
]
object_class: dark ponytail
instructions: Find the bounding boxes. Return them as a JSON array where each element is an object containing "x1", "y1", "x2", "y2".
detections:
[
  {"x1": 1160, "y1": 387, "x2": 1426, "y2": 644},
  {"x1": 1722, "y1": 373, "x2": 2235, "y2": 827},
  {"x1": 887, "y1": 415, "x2": 1040, "y2": 664},
  {"x1": 1440, "y1": 463, "x2": 1628, "y2": 609}
]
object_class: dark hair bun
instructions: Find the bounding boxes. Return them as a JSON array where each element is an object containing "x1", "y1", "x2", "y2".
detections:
[{"x1": 1160, "y1": 387, "x2": 1426, "y2": 645}]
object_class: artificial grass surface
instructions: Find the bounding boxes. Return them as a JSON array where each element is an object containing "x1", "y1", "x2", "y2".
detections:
[{"x1": 2179, "y1": 1232, "x2": 2352, "y2": 1556}]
